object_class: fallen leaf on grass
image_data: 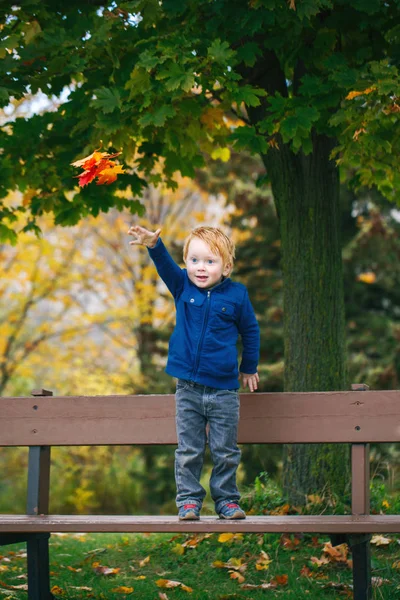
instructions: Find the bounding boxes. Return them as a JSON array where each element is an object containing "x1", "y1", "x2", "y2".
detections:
[
  {"x1": 271, "y1": 574, "x2": 288, "y2": 586},
  {"x1": 320, "y1": 582, "x2": 353, "y2": 590},
  {"x1": 229, "y1": 571, "x2": 245, "y2": 584},
  {"x1": 271, "y1": 503, "x2": 291, "y2": 515},
  {"x1": 255, "y1": 550, "x2": 272, "y2": 571},
  {"x1": 392, "y1": 560, "x2": 400, "y2": 569},
  {"x1": 0, "y1": 581, "x2": 28, "y2": 591},
  {"x1": 310, "y1": 555, "x2": 330, "y2": 567},
  {"x1": 172, "y1": 544, "x2": 185, "y2": 555},
  {"x1": 139, "y1": 555, "x2": 150, "y2": 567},
  {"x1": 322, "y1": 542, "x2": 350, "y2": 564},
  {"x1": 218, "y1": 533, "x2": 244, "y2": 543},
  {"x1": 372, "y1": 577, "x2": 391, "y2": 587},
  {"x1": 213, "y1": 558, "x2": 247, "y2": 573},
  {"x1": 50, "y1": 586, "x2": 65, "y2": 595},
  {"x1": 67, "y1": 566, "x2": 82, "y2": 572},
  {"x1": 111, "y1": 586, "x2": 134, "y2": 594},
  {"x1": 371, "y1": 535, "x2": 392, "y2": 546},
  {"x1": 241, "y1": 582, "x2": 277, "y2": 590},
  {"x1": 68, "y1": 587, "x2": 93, "y2": 592},
  {"x1": 156, "y1": 579, "x2": 193, "y2": 593},
  {"x1": 92, "y1": 562, "x2": 120, "y2": 576},
  {"x1": 182, "y1": 534, "x2": 212, "y2": 548},
  {"x1": 280, "y1": 534, "x2": 301, "y2": 549},
  {"x1": 158, "y1": 593, "x2": 169, "y2": 600},
  {"x1": 134, "y1": 576, "x2": 146, "y2": 580}
]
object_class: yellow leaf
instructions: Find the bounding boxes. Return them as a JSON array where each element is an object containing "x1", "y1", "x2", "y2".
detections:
[
  {"x1": 111, "y1": 586, "x2": 134, "y2": 594},
  {"x1": 134, "y1": 576, "x2": 146, "y2": 580},
  {"x1": 371, "y1": 535, "x2": 392, "y2": 546},
  {"x1": 346, "y1": 87, "x2": 376, "y2": 100},
  {"x1": 50, "y1": 586, "x2": 65, "y2": 595},
  {"x1": 139, "y1": 555, "x2": 150, "y2": 567},
  {"x1": 218, "y1": 533, "x2": 235, "y2": 543},
  {"x1": 357, "y1": 272, "x2": 376, "y2": 284},
  {"x1": 211, "y1": 147, "x2": 231, "y2": 162},
  {"x1": 172, "y1": 543, "x2": 185, "y2": 555},
  {"x1": 392, "y1": 561, "x2": 400, "y2": 569}
]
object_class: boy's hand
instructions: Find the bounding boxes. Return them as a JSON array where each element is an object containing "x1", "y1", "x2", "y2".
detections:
[
  {"x1": 240, "y1": 372, "x2": 259, "y2": 392},
  {"x1": 128, "y1": 225, "x2": 161, "y2": 248}
]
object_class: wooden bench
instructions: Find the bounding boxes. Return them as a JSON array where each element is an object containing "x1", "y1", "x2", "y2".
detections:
[{"x1": 1, "y1": 385, "x2": 399, "y2": 600}]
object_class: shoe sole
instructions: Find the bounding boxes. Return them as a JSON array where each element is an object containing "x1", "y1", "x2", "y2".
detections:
[
  {"x1": 179, "y1": 512, "x2": 200, "y2": 521},
  {"x1": 219, "y1": 511, "x2": 246, "y2": 520}
]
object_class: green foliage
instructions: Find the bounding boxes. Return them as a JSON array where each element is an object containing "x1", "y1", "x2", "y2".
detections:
[
  {"x1": 1, "y1": 1, "x2": 399, "y2": 237},
  {"x1": 241, "y1": 472, "x2": 284, "y2": 514}
]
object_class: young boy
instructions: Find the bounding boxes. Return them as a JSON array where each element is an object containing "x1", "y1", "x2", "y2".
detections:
[{"x1": 128, "y1": 225, "x2": 260, "y2": 520}]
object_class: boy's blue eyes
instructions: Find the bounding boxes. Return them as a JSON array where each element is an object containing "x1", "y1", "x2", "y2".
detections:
[{"x1": 190, "y1": 258, "x2": 214, "y2": 264}]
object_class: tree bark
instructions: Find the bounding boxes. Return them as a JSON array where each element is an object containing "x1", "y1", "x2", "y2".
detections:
[{"x1": 262, "y1": 134, "x2": 349, "y2": 505}]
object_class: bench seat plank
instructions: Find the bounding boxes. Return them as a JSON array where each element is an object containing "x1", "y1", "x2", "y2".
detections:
[{"x1": 0, "y1": 515, "x2": 399, "y2": 534}]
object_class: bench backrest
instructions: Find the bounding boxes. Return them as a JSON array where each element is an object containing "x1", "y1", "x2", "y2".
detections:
[{"x1": 1, "y1": 390, "x2": 399, "y2": 446}]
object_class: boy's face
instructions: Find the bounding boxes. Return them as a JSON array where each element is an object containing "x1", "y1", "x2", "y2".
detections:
[{"x1": 185, "y1": 238, "x2": 231, "y2": 289}]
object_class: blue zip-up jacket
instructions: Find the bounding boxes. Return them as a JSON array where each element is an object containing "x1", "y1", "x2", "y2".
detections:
[{"x1": 148, "y1": 238, "x2": 260, "y2": 390}]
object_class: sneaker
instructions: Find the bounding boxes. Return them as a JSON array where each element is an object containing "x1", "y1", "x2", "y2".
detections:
[
  {"x1": 218, "y1": 503, "x2": 246, "y2": 520},
  {"x1": 178, "y1": 503, "x2": 200, "y2": 520}
]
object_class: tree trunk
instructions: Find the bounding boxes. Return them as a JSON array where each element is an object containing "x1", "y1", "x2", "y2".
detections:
[{"x1": 262, "y1": 134, "x2": 349, "y2": 505}]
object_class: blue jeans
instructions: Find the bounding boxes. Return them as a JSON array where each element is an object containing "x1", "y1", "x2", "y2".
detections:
[{"x1": 175, "y1": 379, "x2": 241, "y2": 514}]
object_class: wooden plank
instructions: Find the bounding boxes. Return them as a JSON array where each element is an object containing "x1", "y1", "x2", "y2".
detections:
[
  {"x1": 0, "y1": 514, "x2": 400, "y2": 533},
  {"x1": 1, "y1": 391, "x2": 400, "y2": 446},
  {"x1": 351, "y1": 444, "x2": 370, "y2": 515}
]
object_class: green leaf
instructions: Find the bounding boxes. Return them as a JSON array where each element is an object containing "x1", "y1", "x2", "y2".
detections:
[
  {"x1": 125, "y1": 68, "x2": 152, "y2": 100},
  {"x1": 233, "y1": 85, "x2": 267, "y2": 107},
  {"x1": 157, "y1": 63, "x2": 195, "y2": 92},
  {"x1": 279, "y1": 116, "x2": 299, "y2": 143},
  {"x1": 138, "y1": 105, "x2": 176, "y2": 127},
  {"x1": 207, "y1": 39, "x2": 236, "y2": 64},
  {"x1": 229, "y1": 126, "x2": 269, "y2": 155},
  {"x1": 0, "y1": 87, "x2": 9, "y2": 103},
  {"x1": 91, "y1": 88, "x2": 121, "y2": 114},
  {"x1": 0, "y1": 224, "x2": 17, "y2": 246},
  {"x1": 0, "y1": 35, "x2": 19, "y2": 51},
  {"x1": 137, "y1": 49, "x2": 162, "y2": 71},
  {"x1": 236, "y1": 42, "x2": 262, "y2": 67}
]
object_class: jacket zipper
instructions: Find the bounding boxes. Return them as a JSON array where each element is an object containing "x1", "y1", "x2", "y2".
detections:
[{"x1": 192, "y1": 290, "x2": 211, "y2": 379}]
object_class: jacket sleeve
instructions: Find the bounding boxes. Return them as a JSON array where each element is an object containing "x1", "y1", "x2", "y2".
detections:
[
  {"x1": 147, "y1": 238, "x2": 185, "y2": 298},
  {"x1": 237, "y1": 290, "x2": 260, "y2": 374}
]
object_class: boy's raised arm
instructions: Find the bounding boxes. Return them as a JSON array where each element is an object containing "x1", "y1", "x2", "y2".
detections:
[{"x1": 128, "y1": 225, "x2": 184, "y2": 297}]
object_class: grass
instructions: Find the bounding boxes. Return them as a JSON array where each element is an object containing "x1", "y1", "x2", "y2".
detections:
[{"x1": 0, "y1": 532, "x2": 400, "y2": 599}]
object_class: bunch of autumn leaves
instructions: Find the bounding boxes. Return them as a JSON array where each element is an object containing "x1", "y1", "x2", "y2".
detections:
[{"x1": 71, "y1": 150, "x2": 125, "y2": 187}]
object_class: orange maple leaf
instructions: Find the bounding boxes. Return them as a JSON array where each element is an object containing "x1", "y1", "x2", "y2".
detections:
[
  {"x1": 71, "y1": 149, "x2": 125, "y2": 187},
  {"x1": 96, "y1": 164, "x2": 126, "y2": 185}
]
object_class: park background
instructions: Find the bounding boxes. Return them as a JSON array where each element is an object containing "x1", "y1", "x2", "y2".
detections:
[{"x1": 0, "y1": 0, "x2": 400, "y2": 534}]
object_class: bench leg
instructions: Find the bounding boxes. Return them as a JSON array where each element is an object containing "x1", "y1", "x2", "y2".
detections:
[
  {"x1": 348, "y1": 534, "x2": 372, "y2": 600},
  {"x1": 27, "y1": 534, "x2": 54, "y2": 600}
]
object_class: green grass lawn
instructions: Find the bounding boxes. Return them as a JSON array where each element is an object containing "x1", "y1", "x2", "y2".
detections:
[{"x1": 0, "y1": 532, "x2": 399, "y2": 599}]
